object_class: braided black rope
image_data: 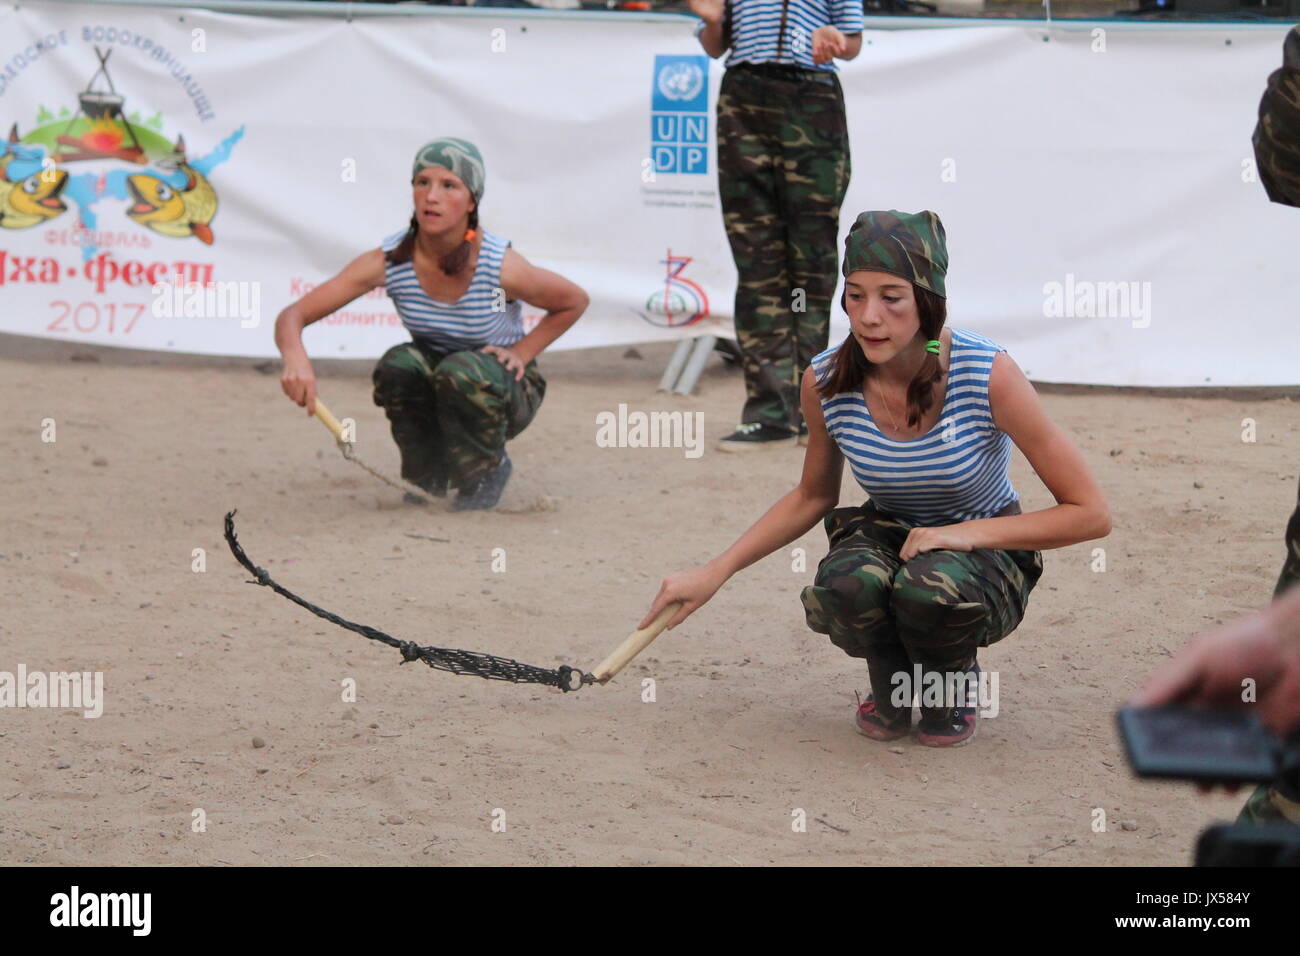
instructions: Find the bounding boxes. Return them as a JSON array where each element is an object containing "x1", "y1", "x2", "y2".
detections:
[{"x1": 223, "y1": 510, "x2": 588, "y2": 691}]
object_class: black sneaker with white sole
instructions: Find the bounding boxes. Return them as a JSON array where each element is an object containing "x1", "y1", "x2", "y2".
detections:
[{"x1": 717, "y1": 422, "x2": 799, "y2": 452}]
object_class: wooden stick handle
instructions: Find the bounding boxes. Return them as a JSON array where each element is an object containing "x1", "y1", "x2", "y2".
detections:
[
  {"x1": 591, "y1": 603, "x2": 681, "y2": 684},
  {"x1": 311, "y1": 397, "x2": 347, "y2": 442}
]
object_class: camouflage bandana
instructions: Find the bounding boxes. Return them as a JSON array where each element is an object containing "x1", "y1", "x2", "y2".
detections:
[
  {"x1": 411, "y1": 138, "x2": 485, "y2": 203},
  {"x1": 842, "y1": 210, "x2": 948, "y2": 298}
]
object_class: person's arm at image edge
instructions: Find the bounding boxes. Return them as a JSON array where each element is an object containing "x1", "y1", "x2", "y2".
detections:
[{"x1": 1133, "y1": 583, "x2": 1300, "y2": 738}]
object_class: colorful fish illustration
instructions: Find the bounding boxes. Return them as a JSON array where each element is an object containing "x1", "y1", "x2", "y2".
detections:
[
  {"x1": 125, "y1": 139, "x2": 217, "y2": 244},
  {"x1": 0, "y1": 134, "x2": 69, "y2": 229}
]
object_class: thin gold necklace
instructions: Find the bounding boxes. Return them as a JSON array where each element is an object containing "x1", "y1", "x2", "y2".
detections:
[{"x1": 872, "y1": 375, "x2": 906, "y2": 435}]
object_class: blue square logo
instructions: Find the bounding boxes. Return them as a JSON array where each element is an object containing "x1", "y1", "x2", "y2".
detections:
[
  {"x1": 680, "y1": 115, "x2": 708, "y2": 145},
  {"x1": 680, "y1": 146, "x2": 707, "y2": 175},
  {"x1": 652, "y1": 55, "x2": 709, "y2": 113},
  {"x1": 652, "y1": 114, "x2": 678, "y2": 143},
  {"x1": 653, "y1": 144, "x2": 679, "y2": 174}
]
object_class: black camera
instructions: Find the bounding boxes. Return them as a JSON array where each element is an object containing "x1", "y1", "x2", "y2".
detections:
[{"x1": 1117, "y1": 707, "x2": 1300, "y2": 866}]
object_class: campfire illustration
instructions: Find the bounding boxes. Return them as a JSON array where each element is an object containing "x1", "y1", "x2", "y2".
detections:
[{"x1": 54, "y1": 47, "x2": 147, "y2": 164}]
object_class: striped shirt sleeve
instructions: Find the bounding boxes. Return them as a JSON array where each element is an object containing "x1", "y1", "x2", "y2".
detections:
[{"x1": 831, "y1": 0, "x2": 865, "y2": 32}]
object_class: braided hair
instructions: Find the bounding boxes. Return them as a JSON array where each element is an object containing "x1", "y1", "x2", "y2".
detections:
[{"x1": 384, "y1": 207, "x2": 479, "y2": 275}]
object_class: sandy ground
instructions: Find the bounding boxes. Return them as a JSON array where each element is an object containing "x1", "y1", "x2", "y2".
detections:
[{"x1": 1, "y1": 335, "x2": 1297, "y2": 867}]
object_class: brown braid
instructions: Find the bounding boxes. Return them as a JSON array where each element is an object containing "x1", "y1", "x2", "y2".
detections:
[
  {"x1": 385, "y1": 214, "x2": 419, "y2": 267},
  {"x1": 383, "y1": 207, "x2": 480, "y2": 273},
  {"x1": 438, "y1": 207, "x2": 478, "y2": 276}
]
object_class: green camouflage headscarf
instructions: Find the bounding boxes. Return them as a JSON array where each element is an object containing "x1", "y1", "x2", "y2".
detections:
[
  {"x1": 411, "y1": 138, "x2": 485, "y2": 203},
  {"x1": 842, "y1": 210, "x2": 948, "y2": 298}
]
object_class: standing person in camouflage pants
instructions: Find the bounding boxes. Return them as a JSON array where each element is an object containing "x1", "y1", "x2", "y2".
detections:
[
  {"x1": 275, "y1": 138, "x2": 588, "y2": 511},
  {"x1": 690, "y1": 0, "x2": 864, "y2": 450},
  {"x1": 1133, "y1": 27, "x2": 1300, "y2": 821},
  {"x1": 641, "y1": 210, "x2": 1110, "y2": 747},
  {"x1": 1221, "y1": 25, "x2": 1300, "y2": 821},
  {"x1": 1236, "y1": 477, "x2": 1300, "y2": 825}
]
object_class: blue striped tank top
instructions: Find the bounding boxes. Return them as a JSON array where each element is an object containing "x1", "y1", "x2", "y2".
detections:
[
  {"x1": 381, "y1": 228, "x2": 524, "y2": 352},
  {"x1": 697, "y1": 0, "x2": 865, "y2": 73},
  {"x1": 811, "y1": 328, "x2": 1020, "y2": 526}
]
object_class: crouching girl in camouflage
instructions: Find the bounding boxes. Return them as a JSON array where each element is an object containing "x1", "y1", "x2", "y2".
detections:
[
  {"x1": 275, "y1": 138, "x2": 588, "y2": 510},
  {"x1": 642, "y1": 210, "x2": 1110, "y2": 746}
]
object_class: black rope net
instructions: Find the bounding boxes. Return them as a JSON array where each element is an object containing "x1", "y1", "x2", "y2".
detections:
[{"x1": 223, "y1": 511, "x2": 589, "y2": 691}]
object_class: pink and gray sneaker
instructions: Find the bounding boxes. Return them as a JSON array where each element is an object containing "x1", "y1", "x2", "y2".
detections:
[{"x1": 854, "y1": 693, "x2": 911, "y2": 742}]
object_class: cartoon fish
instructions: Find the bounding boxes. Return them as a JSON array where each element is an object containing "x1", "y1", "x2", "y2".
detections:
[
  {"x1": 0, "y1": 148, "x2": 69, "y2": 229},
  {"x1": 125, "y1": 162, "x2": 217, "y2": 244}
]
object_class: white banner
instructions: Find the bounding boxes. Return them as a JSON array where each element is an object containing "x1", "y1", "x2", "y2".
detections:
[{"x1": 0, "y1": 4, "x2": 1295, "y2": 385}]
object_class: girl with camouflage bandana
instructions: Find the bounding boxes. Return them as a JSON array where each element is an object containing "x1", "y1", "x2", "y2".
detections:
[
  {"x1": 642, "y1": 210, "x2": 1110, "y2": 746},
  {"x1": 275, "y1": 138, "x2": 588, "y2": 510}
]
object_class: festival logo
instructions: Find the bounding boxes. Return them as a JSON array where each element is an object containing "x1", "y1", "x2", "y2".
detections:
[
  {"x1": 632, "y1": 249, "x2": 709, "y2": 327},
  {"x1": 2, "y1": 42, "x2": 242, "y2": 259},
  {"x1": 650, "y1": 55, "x2": 709, "y2": 176}
]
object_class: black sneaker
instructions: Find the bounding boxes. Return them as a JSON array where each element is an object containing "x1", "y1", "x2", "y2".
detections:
[
  {"x1": 452, "y1": 454, "x2": 512, "y2": 512},
  {"x1": 917, "y1": 707, "x2": 978, "y2": 747},
  {"x1": 717, "y1": 422, "x2": 798, "y2": 452},
  {"x1": 713, "y1": 339, "x2": 743, "y2": 367},
  {"x1": 917, "y1": 663, "x2": 981, "y2": 748}
]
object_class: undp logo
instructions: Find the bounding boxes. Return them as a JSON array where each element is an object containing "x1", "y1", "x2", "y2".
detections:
[{"x1": 650, "y1": 54, "x2": 709, "y2": 176}]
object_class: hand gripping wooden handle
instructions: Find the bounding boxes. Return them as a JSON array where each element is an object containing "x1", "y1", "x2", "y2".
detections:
[
  {"x1": 591, "y1": 603, "x2": 681, "y2": 684},
  {"x1": 311, "y1": 397, "x2": 347, "y2": 443}
]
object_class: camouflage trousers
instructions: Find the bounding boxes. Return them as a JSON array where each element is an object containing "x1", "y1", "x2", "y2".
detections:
[
  {"x1": 1237, "y1": 474, "x2": 1300, "y2": 825},
  {"x1": 371, "y1": 339, "x2": 545, "y2": 492},
  {"x1": 800, "y1": 499, "x2": 1044, "y2": 723},
  {"x1": 717, "y1": 63, "x2": 851, "y2": 430}
]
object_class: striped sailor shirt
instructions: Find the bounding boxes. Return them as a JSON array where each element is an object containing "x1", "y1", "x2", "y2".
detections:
[
  {"x1": 696, "y1": 0, "x2": 865, "y2": 72},
  {"x1": 381, "y1": 228, "x2": 524, "y2": 352},
  {"x1": 811, "y1": 328, "x2": 1021, "y2": 526}
]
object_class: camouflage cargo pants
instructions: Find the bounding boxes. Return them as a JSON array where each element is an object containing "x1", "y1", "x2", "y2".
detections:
[
  {"x1": 800, "y1": 499, "x2": 1043, "y2": 724},
  {"x1": 1237, "y1": 474, "x2": 1300, "y2": 825},
  {"x1": 371, "y1": 339, "x2": 545, "y2": 492},
  {"x1": 717, "y1": 63, "x2": 851, "y2": 430}
]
